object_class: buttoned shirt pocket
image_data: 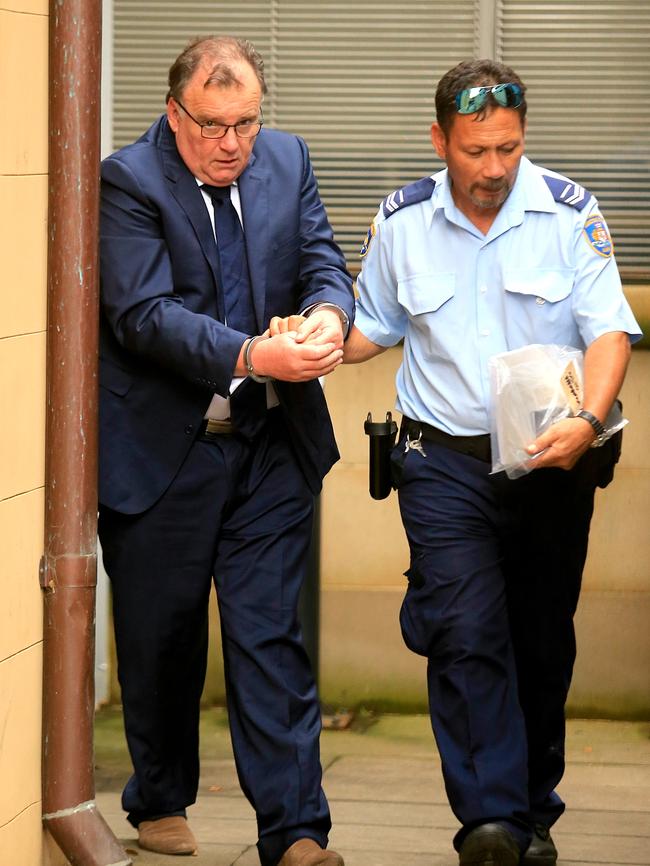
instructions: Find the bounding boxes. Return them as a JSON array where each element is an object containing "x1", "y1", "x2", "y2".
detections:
[
  {"x1": 503, "y1": 268, "x2": 576, "y2": 343},
  {"x1": 504, "y1": 268, "x2": 574, "y2": 304},
  {"x1": 397, "y1": 271, "x2": 455, "y2": 317}
]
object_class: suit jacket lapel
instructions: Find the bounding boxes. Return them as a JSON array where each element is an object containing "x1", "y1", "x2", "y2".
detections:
[
  {"x1": 239, "y1": 153, "x2": 269, "y2": 332},
  {"x1": 158, "y1": 120, "x2": 225, "y2": 321}
]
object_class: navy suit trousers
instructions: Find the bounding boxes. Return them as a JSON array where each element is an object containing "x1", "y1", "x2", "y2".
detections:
[
  {"x1": 393, "y1": 437, "x2": 613, "y2": 852},
  {"x1": 99, "y1": 411, "x2": 330, "y2": 866}
]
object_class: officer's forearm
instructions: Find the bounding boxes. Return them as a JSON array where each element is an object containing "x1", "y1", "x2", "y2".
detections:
[
  {"x1": 342, "y1": 325, "x2": 388, "y2": 364},
  {"x1": 582, "y1": 330, "x2": 631, "y2": 423}
]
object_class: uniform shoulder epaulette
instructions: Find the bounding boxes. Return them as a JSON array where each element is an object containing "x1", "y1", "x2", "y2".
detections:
[
  {"x1": 381, "y1": 176, "x2": 436, "y2": 219},
  {"x1": 542, "y1": 174, "x2": 591, "y2": 211}
]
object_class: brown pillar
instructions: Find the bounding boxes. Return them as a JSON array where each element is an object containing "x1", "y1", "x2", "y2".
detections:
[{"x1": 42, "y1": 1, "x2": 130, "y2": 863}]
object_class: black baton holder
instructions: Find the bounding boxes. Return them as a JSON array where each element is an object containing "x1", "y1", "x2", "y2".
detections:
[{"x1": 364, "y1": 411, "x2": 398, "y2": 500}]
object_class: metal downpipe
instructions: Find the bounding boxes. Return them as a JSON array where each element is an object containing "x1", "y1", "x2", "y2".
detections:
[{"x1": 42, "y1": 1, "x2": 130, "y2": 863}]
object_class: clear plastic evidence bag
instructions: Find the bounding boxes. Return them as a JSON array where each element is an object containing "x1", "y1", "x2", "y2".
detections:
[{"x1": 488, "y1": 343, "x2": 626, "y2": 479}]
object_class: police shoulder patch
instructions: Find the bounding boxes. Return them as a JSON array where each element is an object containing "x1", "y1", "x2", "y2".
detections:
[
  {"x1": 542, "y1": 173, "x2": 591, "y2": 211},
  {"x1": 583, "y1": 213, "x2": 613, "y2": 258},
  {"x1": 359, "y1": 221, "x2": 376, "y2": 258},
  {"x1": 381, "y1": 176, "x2": 436, "y2": 220}
]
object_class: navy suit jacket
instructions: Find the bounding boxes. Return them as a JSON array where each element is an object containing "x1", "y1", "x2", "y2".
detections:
[{"x1": 99, "y1": 116, "x2": 354, "y2": 514}]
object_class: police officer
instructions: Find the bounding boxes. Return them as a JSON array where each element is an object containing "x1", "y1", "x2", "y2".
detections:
[{"x1": 341, "y1": 60, "x2": 642, "y2": 866}]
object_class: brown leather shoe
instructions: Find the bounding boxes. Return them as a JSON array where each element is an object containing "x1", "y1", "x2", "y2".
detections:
[
  {"x1": 278, "y1": 838, "x2": 344, "y2": 866},
  {"x1": 138, "y1": 816, "x2": 198, "y2": 855}
]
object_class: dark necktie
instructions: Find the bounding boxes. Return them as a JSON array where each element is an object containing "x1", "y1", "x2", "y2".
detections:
[
  {"x1": 203, "y1": 184, "x2": 256, "y2": 335},
  {"x1": 203, "y1": 184, "x2": 266, "y2": 437}
]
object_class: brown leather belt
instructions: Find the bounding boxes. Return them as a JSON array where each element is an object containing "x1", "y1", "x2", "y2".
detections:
[
  {"x1": 199, "y1": 418, "x2": 235, "y2": 437},
  {"x1": 401, "y1": 416, "x2": 492, "y2": 463}
]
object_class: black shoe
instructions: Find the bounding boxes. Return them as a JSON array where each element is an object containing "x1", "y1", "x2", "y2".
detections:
[
  {"x1": 521, "y1": 825, "x2": 558, "y2": 865},
  {"x1": 459, "y1": 823, "x2": 520, "y2": 866}
]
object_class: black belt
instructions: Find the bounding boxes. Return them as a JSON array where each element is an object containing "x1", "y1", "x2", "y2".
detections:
[
  {"x1": 401, "y1": 417, "x2": 492, "y2": 463},
  {"x1": 198, "y1": 418, "x2": 235, "y2": 438}
]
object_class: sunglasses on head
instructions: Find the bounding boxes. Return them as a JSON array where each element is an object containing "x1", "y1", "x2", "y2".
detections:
[{"x1": 455, "y1": 83, "x2": 523, "y2": 115}]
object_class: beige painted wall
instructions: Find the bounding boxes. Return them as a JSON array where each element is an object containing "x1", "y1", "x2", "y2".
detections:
[{"x1": 0, "y1": 1, "x2": 65, "y2": 863}]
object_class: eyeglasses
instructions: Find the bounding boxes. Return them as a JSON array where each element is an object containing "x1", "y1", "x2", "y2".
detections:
[
  {"x1": 175, "y1": 98, "x2": 263, "y2": 139},
  {"x1": 455, "y1": 83, "x2": 523, "y2": 115}
]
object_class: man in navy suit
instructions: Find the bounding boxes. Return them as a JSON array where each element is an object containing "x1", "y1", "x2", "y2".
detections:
[{"x1": 98, "y1": 35, "x2": 353, "y2": 866}]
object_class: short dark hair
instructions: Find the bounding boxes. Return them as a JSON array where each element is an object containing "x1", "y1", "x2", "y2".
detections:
[
  {"x1": 435, "y1": 59, "x2": 527, "y2": 135},
  {"x1": 166, "y1": 35, "x2": 267, "y2": 104}
]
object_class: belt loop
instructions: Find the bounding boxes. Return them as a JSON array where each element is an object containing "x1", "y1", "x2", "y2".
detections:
[{"x1": 400, "y1": 418, "x2": 420, "y2": 440}]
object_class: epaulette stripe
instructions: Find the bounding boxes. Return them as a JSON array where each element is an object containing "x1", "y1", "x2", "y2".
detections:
[
  {"x1": 380, "y1": 177, "x2": 436, "y2": 219},
  {"x1": 542, "y1": 174, "x2": 591, "y2": 211},
  {"x1": 384, "y1": 190, "x2": 404, "y2": 213}
]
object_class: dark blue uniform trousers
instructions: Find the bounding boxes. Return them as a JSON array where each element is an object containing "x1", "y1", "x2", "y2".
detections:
[
  {"x1": 99, "y1": 412, "x2": 330, "y2": 866},
  {"x1": 393, "y1": 437, "x2": 613, "y2": 852}
]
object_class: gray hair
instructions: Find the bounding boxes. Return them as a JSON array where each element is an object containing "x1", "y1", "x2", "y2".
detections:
[{"x1": 166, "y1": 35, "x2": 267, "y2": 103}]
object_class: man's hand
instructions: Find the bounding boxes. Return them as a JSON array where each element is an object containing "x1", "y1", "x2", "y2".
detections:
[
  {"x1": 524, "y1": 416, "x2": 596, "y2": 471},
  {"x1": 524, "y1": 331, "x2": 630, "y2": 472},
  {"x1": 294, "y1": 309, "x2": 345, "y2": 350},
  {"x1": 268, "y1": 309, "x2": 344, "y2": 350},
  {"x1": 268, "y1": 314, "x2": 307, "y2": 336},
  {"x1": 246, "y1": 331, "x2": 343, "y2": 382}
]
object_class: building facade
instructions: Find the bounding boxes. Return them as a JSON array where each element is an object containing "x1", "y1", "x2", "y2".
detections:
[{"x1": 0, "y1": 2, "x2": 648, "y2": 863}]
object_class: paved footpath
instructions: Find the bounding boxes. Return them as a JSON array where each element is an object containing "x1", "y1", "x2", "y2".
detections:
[{"x1": 94, "y1": 710, "x2": 650, "y2": 866}]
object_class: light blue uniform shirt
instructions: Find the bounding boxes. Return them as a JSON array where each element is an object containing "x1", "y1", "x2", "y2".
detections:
[{"x1": 355, "y1": 156, "x2": 642, "y2": 436}]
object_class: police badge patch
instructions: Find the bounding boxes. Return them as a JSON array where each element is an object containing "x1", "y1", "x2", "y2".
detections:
[
  {"x1": 360, "y1": 222, "x2": 376, "y2": 258},
  {"x1": 583, "y1": 214, "x2": 613, "y2": 258}
]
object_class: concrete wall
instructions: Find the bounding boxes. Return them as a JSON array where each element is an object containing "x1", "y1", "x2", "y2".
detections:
[{"x1": 0, "y1": 1, "x2": 65, "y2": 863}]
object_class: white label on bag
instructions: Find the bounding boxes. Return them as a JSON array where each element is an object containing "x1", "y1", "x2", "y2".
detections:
[{"x1": 560, "y1": 361, "x2": 583, "y2": 414}]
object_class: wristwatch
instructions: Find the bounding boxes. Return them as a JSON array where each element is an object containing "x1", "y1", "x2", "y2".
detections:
[{"x1": 575, "y1": 409, "x2": 607, "y2": 446}]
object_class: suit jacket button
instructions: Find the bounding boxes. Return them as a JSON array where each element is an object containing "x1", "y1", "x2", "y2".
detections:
[{"x1": 185, "y1": 424, "x2": 194, "y2": 435}]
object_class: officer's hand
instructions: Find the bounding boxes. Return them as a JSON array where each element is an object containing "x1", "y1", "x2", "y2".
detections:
[
  {"x1": 525, "y1": 416, "x2": 596, "y2": 471},
  {"x1": 249, "y1": 332, "x2": 343, "y2": 382},
  {"x1": 268, "y1": 315, "x2": 306, "y2": 336},
  {"x1": 294, "y1": 309, "x2": 344, "y2": 350}
]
